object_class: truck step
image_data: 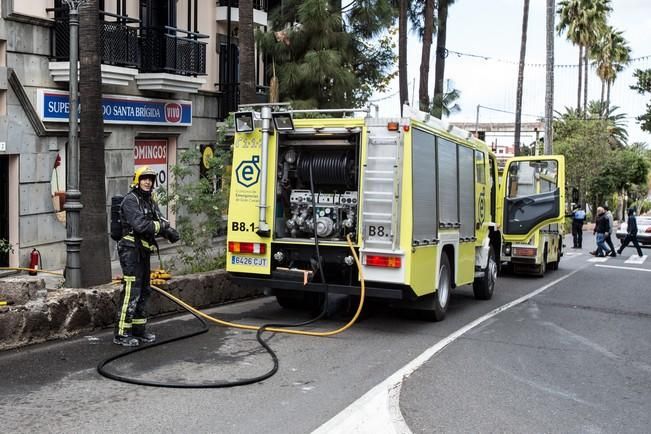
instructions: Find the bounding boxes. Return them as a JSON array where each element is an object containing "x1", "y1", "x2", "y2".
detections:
[
  {"x1": 365, "y1": 170, "x2": 394, "y2": 175},
  {"x1": 365, "y1": 177, "x2": 393, "y2": 182},
  {"x1": 364, "y1": 190, "x2": 393, "y2": 196},
  {"x1": 365, "y1": 198, "x2": 393, "y2": 203}
]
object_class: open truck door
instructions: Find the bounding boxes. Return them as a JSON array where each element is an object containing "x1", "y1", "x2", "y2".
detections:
[{"x1": 499, "y1": 156, "x2": 565, "y2": 242}]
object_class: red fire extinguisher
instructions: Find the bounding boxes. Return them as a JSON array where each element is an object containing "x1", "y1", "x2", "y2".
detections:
[{"x1": 29, "y1": 248, "x2": 41, "y2": 276}]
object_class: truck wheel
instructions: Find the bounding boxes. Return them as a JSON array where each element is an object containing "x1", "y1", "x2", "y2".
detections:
[
  {"x1": 548, "y1": 243, "x2": 560, "y2": 271},
  {"x1": 427, "y1": 254, "x2": 451, "y2": 322},
  {"x1": 473, "y1": 245, "x2": 497, "y2": 300},
  {"x1": 535, "y1": 247, "x2": 547, "y2": 277}
]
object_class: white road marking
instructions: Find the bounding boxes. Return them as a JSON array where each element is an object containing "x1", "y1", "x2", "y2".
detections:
[
  {"x1": 313, "y1": 269, "x2": 582, "y2": 434},
  {"x1": 595, "y1": 264, "x2": 651, "y2": 273},
  {"x1": 624, "y1": 255, "x2": 647, "y2": 264},
  {"x1": 563, "y1": 251, "x2": 583, "y2": 257},
  {"x1": 587, "y1": 256, "x2": 609, "y2": 263}
]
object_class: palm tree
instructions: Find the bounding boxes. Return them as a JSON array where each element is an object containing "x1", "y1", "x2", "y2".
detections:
[
  {"x1": 79, "y1": 0, "x2": 111, "y2": 285},
  {"x1": 586, "y1": 101, "x2": 629, "y2": 147},
  {"x1": 591, "y1": 26, "x2": 631, "y2": 115},
  {"x1": 418, "y1": 0, "x2": 435, "y2": 112},
  {"x1": 514, "y1": 0, "x2": 530, "y2": 157},
  {"x1": 545, "y1": 0, "x2": 555, "y2": 154},
  {"x1": 432, "y1": 0, "x2": 455, "y2": 119},
  {"x1": 580, "y1": 0, "x2": 611, "y2": 114},
  {"x1": 556, "y1": 0, "x2": 583, "y2": 111},
  {"x1": 430, "y1": 87, "x2": 460, "y2": 118},
  {"x1": 239, "y1": 0, "x2": 257, "y2": 104},
  {"x1": 557, "y1": 0, "x2": 610, "y2": 114}
]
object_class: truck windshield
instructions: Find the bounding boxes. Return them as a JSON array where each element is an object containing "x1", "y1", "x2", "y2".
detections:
[{"x1": 506, "y1": 160, "x2": 558, "y2": 198}]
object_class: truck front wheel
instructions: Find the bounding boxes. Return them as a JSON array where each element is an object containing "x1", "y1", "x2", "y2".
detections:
[{"x1": 473, "y1": 245, "x2": 496, "y2": 300}]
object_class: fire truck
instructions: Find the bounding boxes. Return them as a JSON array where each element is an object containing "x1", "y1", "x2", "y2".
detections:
[
  {"x1": 226, "y1": 105, "x2": 565, "y2": 320},
  {"x1": 497, "y1": 156, "x2": 566, "y2": 276}
]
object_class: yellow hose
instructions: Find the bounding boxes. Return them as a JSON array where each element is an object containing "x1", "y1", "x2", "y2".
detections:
[
  {"x1": 149, "y1": 234, "x2": 365, "y2": 337},
  {"x1": 0, "y1": 267, "x2": 65, "y2": 276}
]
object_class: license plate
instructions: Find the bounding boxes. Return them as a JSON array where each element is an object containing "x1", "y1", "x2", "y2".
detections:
[{"x1": 231, "y1": 255, "x2": 268, "y2": 267}]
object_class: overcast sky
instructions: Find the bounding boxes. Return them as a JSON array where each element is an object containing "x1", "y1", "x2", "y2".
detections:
[{"x1": 373, "y1": 0, "x2": 651, "y2": 145}]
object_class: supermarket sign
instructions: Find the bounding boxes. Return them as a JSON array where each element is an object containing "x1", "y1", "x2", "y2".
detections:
[{"x1": 37, "y1": 89, "x2": 192, "y2": 126}]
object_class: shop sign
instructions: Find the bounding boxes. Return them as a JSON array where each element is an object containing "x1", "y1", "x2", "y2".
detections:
[{"x1": 37, "y1": 89, "x2": 192, "y2": 126}]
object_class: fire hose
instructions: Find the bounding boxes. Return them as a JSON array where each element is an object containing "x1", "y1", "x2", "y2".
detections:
[{"x1": 96, "y1": 233, "x2": 365, "y2": 388}]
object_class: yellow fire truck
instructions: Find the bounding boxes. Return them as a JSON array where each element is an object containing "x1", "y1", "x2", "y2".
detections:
[
  {"x1": 497, "y1": 156, "x2": 566, "y2": 276},
  {"x1": 226, "y1": 106, "x2": 565, "y2": 320}
]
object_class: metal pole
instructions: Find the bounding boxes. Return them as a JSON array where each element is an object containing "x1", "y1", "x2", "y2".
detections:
[
  {"x1": 257, "y1": 106, "x2": 271, "y2": 237},
  {"x1": 474, "y1": 104, "x2": 480, "y2": 138},
  {"x1": 63, "y1": 0, "x2": 87, "y2": 288}
]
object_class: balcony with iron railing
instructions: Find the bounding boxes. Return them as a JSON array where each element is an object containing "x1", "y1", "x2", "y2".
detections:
[
  {"x1": 48, "y1": 10, "x2": 208, "y2": 92},
  {"x1": 48, "y1": 8, "x2": 141, "y2": 85},
  {"x1": 139, "y1": 26, "x2": 207, "y2": 77},
  {"x1": 217, "y1": 0, "x2": 268, "y2": 10}
]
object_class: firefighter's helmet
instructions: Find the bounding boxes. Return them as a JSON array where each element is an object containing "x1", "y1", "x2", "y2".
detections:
[{"x1": 131, "y1": 166, "x2": 157, "y2": 188}]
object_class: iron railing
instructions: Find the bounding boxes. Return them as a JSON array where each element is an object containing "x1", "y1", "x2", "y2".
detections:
[
  {"x1": 49, "y1": 9, "x2": 140, "y2": 68},
  {"x1": 217, "y1": 0, "x2": 268, "y2": 11},
  {"x1": 140, "y1": 26, "x2": 208, "y2": 76}
]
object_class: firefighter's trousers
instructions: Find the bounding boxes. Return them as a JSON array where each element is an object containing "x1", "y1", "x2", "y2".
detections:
[{"x1": 115, "y1": 243, "x2": 151, "y2": 337}]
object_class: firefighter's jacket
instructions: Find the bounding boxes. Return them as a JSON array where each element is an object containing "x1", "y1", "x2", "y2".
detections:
[{"x1": 119, "y1": 188, "x2": 164, "y2": 253}]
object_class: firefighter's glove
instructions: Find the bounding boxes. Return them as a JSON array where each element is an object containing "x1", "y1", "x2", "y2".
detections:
[
  {"x1": 164, "y1": 227, "x2": 180, "y2": 244},
  {"x1": 159, "y1": 219, "x2": 170, "y2": 233}
]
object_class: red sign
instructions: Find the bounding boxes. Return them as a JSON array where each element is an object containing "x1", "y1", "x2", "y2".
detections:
[
  {"x1": 134, "y1": 140, "x2": 167, "y2": 165},
  {"x1": 165, "y1": 103, "x2": 182, "y2": 123}
]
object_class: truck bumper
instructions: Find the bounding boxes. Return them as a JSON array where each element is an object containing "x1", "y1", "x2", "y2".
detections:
[{"x1": 230, "y1": 271, "x2": 407, "y2": 300}]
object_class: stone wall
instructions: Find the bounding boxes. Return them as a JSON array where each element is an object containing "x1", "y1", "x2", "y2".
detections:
[{"x1": 0, "y1": 270, "x2": 264, "y2": 351}]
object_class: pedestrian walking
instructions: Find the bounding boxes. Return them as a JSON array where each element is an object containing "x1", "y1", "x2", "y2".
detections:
[
  {"x1": 591, "y1": 207, "x2": 612, "y2": 257},
  {"x1": 617, "y1": 207, "x2": 644, "y2": 258},
  {"x1": 603, "y1": 205, "x2": 616, "y2": 257},
  {"x1": 114, "y1": 166, "x2": 180, "y2": 347},
  {"x1": 570, "y1": 204, "x2": 586, "y2": 248}
]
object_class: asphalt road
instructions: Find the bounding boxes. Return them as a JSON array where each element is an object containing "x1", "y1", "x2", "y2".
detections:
[{"x1": 1, "y1": 234, "x2": 649, "y2": 433}]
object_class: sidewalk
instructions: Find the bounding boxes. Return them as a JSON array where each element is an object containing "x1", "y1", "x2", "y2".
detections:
[{"x1": 0, "y1": 241, "x2": 262, "y2": 351}]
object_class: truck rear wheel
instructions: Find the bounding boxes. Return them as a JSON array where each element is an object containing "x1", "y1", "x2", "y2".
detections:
[
  {"x1": 548, "y1": 237, "x2": 561, "y2": 271},
  {"x1": 427, "y1": 254, "x2": 451, "y2": 322},
  {"x1": 535, "y1": 246, "x2": 548, "y2": 277},
  {"x1": 473, "y1": 245, "x2": 496, "y2": 300}
]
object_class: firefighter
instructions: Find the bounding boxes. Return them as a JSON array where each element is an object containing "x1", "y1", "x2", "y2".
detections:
[{"x1": 114, "y1": 166, "x2": 180, "y2": 347}]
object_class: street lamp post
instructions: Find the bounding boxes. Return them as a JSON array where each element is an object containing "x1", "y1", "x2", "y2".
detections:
[{"x1": 63, "y1": 0, "x2": 88, "y2": 288}]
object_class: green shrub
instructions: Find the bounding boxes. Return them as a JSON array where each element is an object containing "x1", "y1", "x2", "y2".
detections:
[{"x1": 159, "y1": 143, "x2": 232, "y2": 274}]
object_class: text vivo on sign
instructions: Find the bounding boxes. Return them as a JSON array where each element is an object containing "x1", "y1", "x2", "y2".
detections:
[{"x1": 165, "y1": 103, "x2": 182, "y2": 123}]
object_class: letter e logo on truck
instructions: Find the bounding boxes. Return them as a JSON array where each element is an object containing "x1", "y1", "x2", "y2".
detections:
[{"x1": 236, "y1": 155, "x2": 261, "y2": 187}]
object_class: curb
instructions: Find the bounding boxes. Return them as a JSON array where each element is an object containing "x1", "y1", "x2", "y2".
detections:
[{"x1": 0, "y1": 270, "x2": 264, "y2": 351}]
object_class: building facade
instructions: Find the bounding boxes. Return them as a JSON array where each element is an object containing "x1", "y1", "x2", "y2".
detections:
[
  {"x1": 451, "y1": 121, "x2": 545, "y2": 160},
  {"x1": 0, "y1": 0, "x2": 270, "y2": 269}
]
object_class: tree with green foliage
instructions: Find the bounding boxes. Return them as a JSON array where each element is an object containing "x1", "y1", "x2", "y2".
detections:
[
  {"x1": 589, "y1": 147, "x2": 649, "y2": 218},
  {"x1": 557, "y1": 0, "x2": 611, "y2": 113},
  {"x1": 555, "y1": 104, "x2": 648, "y2": 219},
  {"x1": 631, "y1": 68, "x2": 651, "y2": 134},
  {"x1": 159, "y1": 144, "x2": 232, "y2": 274},
  {"x1": 555, "y1": 109, "x2": 613, "y2": 209},
  {"x1": 590, "y1": 25, "x2": 630, "y2": 115},
  {"x1": 257, "y1": 0, "x2": 396, "y2": 109}
]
